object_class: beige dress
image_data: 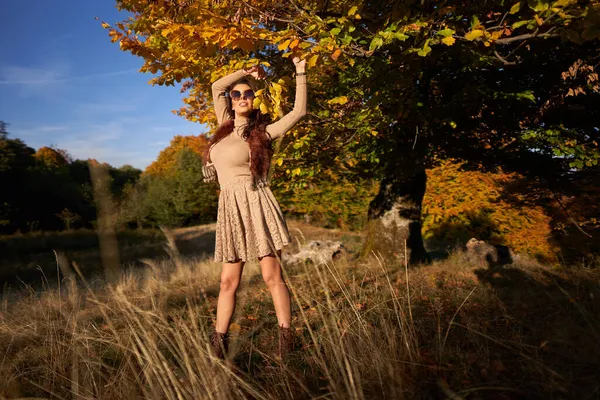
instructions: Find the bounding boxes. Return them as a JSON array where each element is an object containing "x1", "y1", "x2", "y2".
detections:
[{"x1": 209, "y1": 70, "x2": 307, "y2": 263}]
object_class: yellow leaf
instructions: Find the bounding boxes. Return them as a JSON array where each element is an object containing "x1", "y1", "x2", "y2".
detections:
[
  {"x1": 260, "y1": 102, "x2": 268, "y2": 114},
  {"x1": 278, "y1": 39, "x2": 291, "y2": 51},
  {"x1": 348, "y1": 6, "x2": 358, "y2": 16},
  {"x1": 371, "y1": 130, "x2": 378, "y2": 136},
  {"x1": 101, "y1": 22, "x2": 111, "y2": 29},
  {"x1": 253, "y1": 97, "x2": 262, "y2": 109},
  {"x1": 290, "y1": 39, "x2": 300, "y2": 49},
  {"x1": 271, "y1": 81, "x2": 282, "y2": 93},
  {"x1": 328, "y1": 96, "x2": 349, "y2": 105},
  {"x1": 509, "y1": 2, "x2": 522, "y2": 14},
  {"x1": 331, "y1": 49, "x2": 342, "y2": 61},
  {"x1": 355, "y1": 14, "x2": 362, "y2": 20},
  {"x1": 465, "y1": 29, "x2": 485, "y2": 41},
  {"x1": 277, "y1": 158, "x2": 284, "y2": 166},
  {"x1": 442, "y1": 36, "x2": 456, "y2": 46},
  {"x1": 307, "y1": 54, "x2": 319, "y2": 68},
  {"x1": 292, "y1": 167, "x2": 301, "y2": 176}
]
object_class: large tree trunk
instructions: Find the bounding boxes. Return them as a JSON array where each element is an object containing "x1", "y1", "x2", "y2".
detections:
[{"x1": 361, "y1": 167, "x2": 429, "y2": 266}]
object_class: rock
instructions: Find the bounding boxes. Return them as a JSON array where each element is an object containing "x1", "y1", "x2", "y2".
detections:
[
  {"x1": 466, "y1": 238, "x2": 514, "y2": 267},
  {"x1": 286, "y1": 240, "x2": 346, "y2": 265}
]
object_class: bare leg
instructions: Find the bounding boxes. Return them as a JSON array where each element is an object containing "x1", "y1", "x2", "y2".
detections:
[
  {"x1": 215, "y1": 261, "x2": 245, "y2": 333},
  {"x1": 259, "y1": 251, "x2": 291, "y2": 328}
]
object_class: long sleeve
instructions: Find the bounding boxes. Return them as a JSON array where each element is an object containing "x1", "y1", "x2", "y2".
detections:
[
  {"x1": 212, "y1": 69, "x2": 247, "y2": 126},
  {"x1": 266, "y1": 74, "x2": 307, "y2": 140}
]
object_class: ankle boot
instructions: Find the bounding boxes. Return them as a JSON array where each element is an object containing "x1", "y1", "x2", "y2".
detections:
[
  {"x1": 278, "y1": 326, "x2": 294, "y2": 358},
  {"x1": 210, "y1": 331, "x2": 228, "y2": 359}
]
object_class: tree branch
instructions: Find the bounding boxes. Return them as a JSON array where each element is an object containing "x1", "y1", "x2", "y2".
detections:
[
  {"x1": 495, "y1": 30, "x2": 560, "y2": 45},
  {"x1": 493, "y1": 50, "x2": 517, "y2": 66}
]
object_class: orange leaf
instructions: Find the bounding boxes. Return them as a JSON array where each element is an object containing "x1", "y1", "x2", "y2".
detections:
[{"x1": 331, "y1": 49, "x2": 342, "y2": 61}]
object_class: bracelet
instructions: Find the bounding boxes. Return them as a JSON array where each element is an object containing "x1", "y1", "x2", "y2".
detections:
[{"x1": 296, "y1": 72, "x2": 306, "y2": 76}]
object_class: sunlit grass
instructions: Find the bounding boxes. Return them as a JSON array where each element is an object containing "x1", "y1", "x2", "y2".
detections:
[{"x1": 1, "y1": 226, "x2": 599, "y2": 399}]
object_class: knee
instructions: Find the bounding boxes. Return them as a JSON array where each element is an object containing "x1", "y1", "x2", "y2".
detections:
[
  {"x1": 262, "y1": 272, "x2": 285, "y2": 290},
  {"x1": 220, "y1": 276, "x2": 240, "y2": 293}
]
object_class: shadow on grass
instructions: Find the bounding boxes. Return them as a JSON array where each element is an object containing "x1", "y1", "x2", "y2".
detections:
[{"x1": 472, "y1": 263, "x2": 600, "y2": 398}]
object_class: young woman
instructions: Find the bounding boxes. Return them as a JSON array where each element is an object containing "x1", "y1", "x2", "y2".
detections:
[{"x1": 204, "y1": 57, "x2": 307, "y2": 359}]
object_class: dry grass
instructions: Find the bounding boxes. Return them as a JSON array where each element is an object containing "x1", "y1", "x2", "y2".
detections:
[{"x1": 0, "y1": 224, "x2": 599, "y2": 399}]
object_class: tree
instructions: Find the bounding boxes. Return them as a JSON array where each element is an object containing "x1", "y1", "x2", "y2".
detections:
[
  {"x1": 0, "y1": 121, "x2": 37, "y2": 232},
  {"x1": 35, "y1": 146, "x2": 69, "y2": 169},
  {"x1": 145, "y1": 134, "x2": 210, "y2": 176},
  {"x1": 118, "y1": 149, "x2": 218, "y2": 227},
  {"x1": 105, "y1": 0, "x2": 600, "y2": 264}
]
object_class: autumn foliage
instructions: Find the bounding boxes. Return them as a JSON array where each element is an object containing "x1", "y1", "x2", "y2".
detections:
[
  {"x1": 144, "y1": 134, "x2": 209, "y2": 176},
  {"x1": 422, "y1": 160, "x2": 558, "y2": 261},
  {"x1": 34, "y1": 147, "x2": 69, "y2": 169}
]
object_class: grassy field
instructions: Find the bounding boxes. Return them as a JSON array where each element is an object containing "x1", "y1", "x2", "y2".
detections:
[{"x1": 0, "y1": 222, "x2": 599, "y2": 399}]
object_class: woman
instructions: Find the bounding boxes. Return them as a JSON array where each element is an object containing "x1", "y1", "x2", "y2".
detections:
[{"x1": 204, "y1": 57, "x2": 307, "y2": 359}]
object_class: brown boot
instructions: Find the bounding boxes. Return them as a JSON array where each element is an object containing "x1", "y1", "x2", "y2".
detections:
[
  {"x1": 278, "y1": 326, "x2": 294, "y2": 359},
  {"x1": 210, "y1": 331, "x2": 228, "y2": 359}
]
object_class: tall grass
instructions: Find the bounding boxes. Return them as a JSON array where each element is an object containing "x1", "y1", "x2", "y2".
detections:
[{"x1": 1, "y1": 234, "x2": 599, "y2": 399}]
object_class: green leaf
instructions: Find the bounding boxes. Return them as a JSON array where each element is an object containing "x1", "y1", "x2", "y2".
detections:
[
  {"x1": 417, "y1": 39, "x2": 432, "y2": 57},
  {"x1": 512, "y1": 20, "x2": 531, "y2": 29},
  {"x1": 510, "y1": 2, "x2": 522, "y2": 14},
  {"x1": 437, "y1": 28, "x2": 456, "y2": 37},
  {"x1": 330, "y1": 27, "x2": 341, "y2": 36},
  {"x1": 369, "y1": 36, "x2": 384, "y2": 51},
  {"x1": 517, "y1": 90, "x2": 536, "y2": 102},
  {"x1": 527, "y1": 0, "x2": 550, "y2": 12},
  {"x1": 471, "y1": 15, "x2": 480, "y2": 29},
  {"x1": 394, "y1": 32, "x2": 409, "y2": 41}
]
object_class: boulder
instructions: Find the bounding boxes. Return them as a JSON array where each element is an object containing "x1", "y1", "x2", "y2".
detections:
[
  {"x1": 286, "y1": 240, "x2": 346, "y2": 265},
  {"x1": 466, "y1": 238, "x2": 514, "y2": 267}
]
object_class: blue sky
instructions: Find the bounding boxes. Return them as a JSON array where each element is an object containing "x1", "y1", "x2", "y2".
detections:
[{"x1": 0, "y1": 0, "x2": 204, "y2": 169}]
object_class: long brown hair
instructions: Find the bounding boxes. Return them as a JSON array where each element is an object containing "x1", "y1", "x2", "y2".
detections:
[{"x1": 204, "y1": 78, "x2": 273, "y2": 180}]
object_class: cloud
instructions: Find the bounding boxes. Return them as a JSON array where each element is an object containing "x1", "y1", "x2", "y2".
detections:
[
  {"x1": 0, "y1": 65, "x2": 137, "y2": 85},
  {"x1": 50, "y1": 120, "x2": 155, "y2": 168},
  {"x1": 0, "y1": 64, "x2": 70, "y2": 97},
  {"x1": 0, "y1": 63, "x2": 138, "y2": 98}
]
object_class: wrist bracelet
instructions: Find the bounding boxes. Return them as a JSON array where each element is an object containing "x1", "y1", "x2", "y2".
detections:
[{"x1": 296, "y1": 72, "x2": 306, "y2": 76}]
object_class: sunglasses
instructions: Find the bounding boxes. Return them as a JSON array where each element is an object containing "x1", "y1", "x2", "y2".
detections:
[{"x1": 229, "y1": 89, "x2": 255, "y2": 101}]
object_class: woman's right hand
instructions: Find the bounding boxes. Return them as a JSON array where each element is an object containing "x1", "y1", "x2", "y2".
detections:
[{"x1": 244, "y1": 65, "x2": 266, "y2": 80}]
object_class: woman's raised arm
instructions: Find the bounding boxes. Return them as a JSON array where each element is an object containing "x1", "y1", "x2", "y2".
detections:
[
  {"x1": 212, "y1": 70, "x2": 247, "y2": 126},
  {"x1": 212, "y1": 66, "x2": 266, "y2": 125},
  {"x1": 266, "y1": 58, "x2": 307, "y2": 140}
]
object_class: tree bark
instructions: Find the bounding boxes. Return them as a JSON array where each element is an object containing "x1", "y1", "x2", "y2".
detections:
[{"x1": 361, "y1": 167, "x2": 429, "y2": 266}]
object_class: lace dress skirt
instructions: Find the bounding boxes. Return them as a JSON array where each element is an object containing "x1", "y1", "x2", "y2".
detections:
[{"x1": 214, "y1": 176, "x2": 292, "y2": 263}]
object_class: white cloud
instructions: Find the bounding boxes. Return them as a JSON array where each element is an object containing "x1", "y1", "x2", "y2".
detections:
[{"x1": 0, "y1": 65, "x2": 137, "y2": 85}]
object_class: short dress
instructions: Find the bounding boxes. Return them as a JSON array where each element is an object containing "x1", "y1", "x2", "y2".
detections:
[{"x1": 209, "y1": 70, "x2": 307, "y2": 263}]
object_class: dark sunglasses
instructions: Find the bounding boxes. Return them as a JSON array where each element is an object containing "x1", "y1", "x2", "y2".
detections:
[{"x1": 229, "y1": 89, "x2": 255, "y2": 101}]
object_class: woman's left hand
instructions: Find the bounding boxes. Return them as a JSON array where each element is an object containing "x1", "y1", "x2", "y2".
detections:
[{"x1": 292, "y1": 57, "x2": 306, "y2": 73}]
